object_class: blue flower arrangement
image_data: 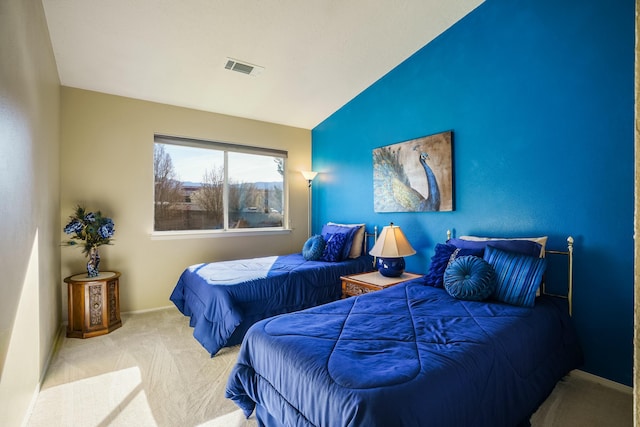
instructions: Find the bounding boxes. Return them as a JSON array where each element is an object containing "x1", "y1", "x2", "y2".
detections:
[{"x1": 63, "y1": 205, "x2": 115, "y2": 255}]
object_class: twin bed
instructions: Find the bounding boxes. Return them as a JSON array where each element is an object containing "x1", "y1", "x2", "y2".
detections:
[
  {"x1": 222, "y1": 233, "x2": 583, "y2": 427},
  {"x1": 170, "y1": 223, "x2": 373, "y2": 356}
]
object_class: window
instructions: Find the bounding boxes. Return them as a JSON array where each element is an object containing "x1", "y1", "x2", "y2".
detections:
[{"x1": 153, "y1": 135, "x2": 286, "y2": 233}]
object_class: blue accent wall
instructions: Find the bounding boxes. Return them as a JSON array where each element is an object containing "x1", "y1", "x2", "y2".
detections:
[{"x1": 311, "y1": 0, "x2": 634, "y2": 385}]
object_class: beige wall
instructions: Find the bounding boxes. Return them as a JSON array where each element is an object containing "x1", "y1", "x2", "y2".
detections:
[
  {"x1": 60, "y1": 88, "x2": 312, "y2": 314},
  {"x1": 0, "y1": 0, "x2": 61, "y2": 425}
]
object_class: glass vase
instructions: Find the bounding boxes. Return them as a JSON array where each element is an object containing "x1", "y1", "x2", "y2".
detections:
[{"x1": 87, "y1": 246, "x2": 101, "y2": 278}]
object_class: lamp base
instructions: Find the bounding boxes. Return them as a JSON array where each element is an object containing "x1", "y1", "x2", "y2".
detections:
[{"x1": 376, "y1": 257, "x2": 405, "y2": 277}]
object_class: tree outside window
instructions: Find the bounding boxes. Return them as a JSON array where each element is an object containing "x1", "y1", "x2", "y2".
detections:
[{"x1": 153, "y1": 136, "x2": 286, "y2": 232}]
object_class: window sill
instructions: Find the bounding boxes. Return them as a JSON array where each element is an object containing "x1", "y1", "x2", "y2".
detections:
[{"x1": 150, "y1": 228, "x2": 292, "y2": 240}]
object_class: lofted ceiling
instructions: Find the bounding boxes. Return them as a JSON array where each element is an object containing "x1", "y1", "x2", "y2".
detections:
[{"x1": 42, "y1": 0, "x2": 483, "y2": 130}]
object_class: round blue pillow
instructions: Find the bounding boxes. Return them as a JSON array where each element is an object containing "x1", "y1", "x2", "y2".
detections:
[
  {"x1": 443, "y1": 256, "x2": 496, "y2": 301},
  {"x1": 302, "y1": 235, "x2": 325, "y2": 260}
]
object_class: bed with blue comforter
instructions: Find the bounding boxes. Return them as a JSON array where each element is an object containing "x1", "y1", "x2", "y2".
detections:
[
  {"x1": 170, "y1": 253, "x2": 372, "y2": 356},
  {"x1": 226, "y1": 279, "x2": 583, "y2": 426}
]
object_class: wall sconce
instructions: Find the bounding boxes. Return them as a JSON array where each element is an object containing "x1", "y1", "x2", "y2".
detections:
[
  {"x1": 301, "y1": 170, "x2": 318, "y2": 188},
  {"x1": 301, "y1": 171, "x2": 318, "y2": 237},
  {"x1": 369, "y1": 222, "x2": 416, "y2": 277}
]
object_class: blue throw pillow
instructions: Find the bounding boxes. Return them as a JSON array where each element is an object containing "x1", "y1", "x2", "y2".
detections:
[
  {"x1": 484, "y1": 245, "x2": 547, "y2": 307},
  {"x1": 321, "y1": 224, "x2": 358, "y2": 261},
  {"x1": 424, "y1": 243, "x2": 483, "y2": 288},
  {"x1": 321, "y1": 233, "x2": 348, "y2": 262},
  {"x1": 302, "y1": 235, "x2": 325, "y2": 260},
  {"x1": 443, "y1": 256, "x2": 497, "y2": 301},
  {"x1": 448, "y1": 238, "x2": 543, "y2": 258}
]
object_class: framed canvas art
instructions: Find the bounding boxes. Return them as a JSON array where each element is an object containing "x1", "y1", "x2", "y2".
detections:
[{"x1": 373, "y1": 131, "x2": 453, "y2": 212}]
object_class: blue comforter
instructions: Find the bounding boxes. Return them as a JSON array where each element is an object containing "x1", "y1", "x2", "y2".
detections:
[
  {"x1": 226, "y1": 279, "x2": 583, "y2": 427},
  {"x1": 170, "y1": 253, "x2": 372, "y2": 356}
]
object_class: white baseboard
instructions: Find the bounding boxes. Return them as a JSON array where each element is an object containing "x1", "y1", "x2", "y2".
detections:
[
  {"x1": 569, "y1": 369, "x2": 633, "y2": 394},
  {"x1": 20, "y1": 383, "x2": 40, "y2": 427},
  {"x1": 122, "y1": 305, "x2": 175, "y2": 315}
]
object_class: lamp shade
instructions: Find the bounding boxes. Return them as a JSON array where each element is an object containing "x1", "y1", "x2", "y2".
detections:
[
  {"x1": 369, "y1": 223, "x2": 416, "y2": 258},
  {"x1": 301, "y1": 170, "x2": 318, "y2": 181}
]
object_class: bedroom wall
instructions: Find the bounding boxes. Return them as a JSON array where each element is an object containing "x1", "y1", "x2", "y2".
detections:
[
  {"x1": 312, "y1": 0, "x2": 634, "y2": 386},
  {"x1": 60, "y1": 88, "x2": 312, "y2": 315},
  {"x1": 0, "y1": 0, "x2": 61, "y2": 425}
]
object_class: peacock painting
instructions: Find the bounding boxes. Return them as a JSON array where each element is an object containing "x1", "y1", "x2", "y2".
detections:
[{"x1": 373, "y1": 131, "x2": 453, "y2": 212}]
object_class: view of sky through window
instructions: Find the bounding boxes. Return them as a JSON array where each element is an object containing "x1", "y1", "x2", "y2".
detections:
[{"x1": 164, "y1": 144, "x2": 282, "y2": 183}]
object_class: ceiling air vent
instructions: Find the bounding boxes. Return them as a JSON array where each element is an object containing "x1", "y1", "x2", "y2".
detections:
[{"x1": 224, "y1": 58, "x2": 264, "y2": 76}]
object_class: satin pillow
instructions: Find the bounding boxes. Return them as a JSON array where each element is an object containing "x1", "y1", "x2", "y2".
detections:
[
  {"x1": 484, "y1": 245, "x2": 547, "y2": 307},
  {"x1": 302, "y1": 235, "x2": 325, "y2": 261},
  {"x1": 444, "y1": 255, "x2": 496, "y2": 301}
]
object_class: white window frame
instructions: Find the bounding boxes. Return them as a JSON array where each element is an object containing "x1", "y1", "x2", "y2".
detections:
[{"x1": 151, "y1": 134, "x2": 289, "y2": 238}]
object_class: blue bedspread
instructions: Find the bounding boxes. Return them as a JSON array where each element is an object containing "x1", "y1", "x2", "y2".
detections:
[
  {"x1": 170, "y1": 253, "x2": 372, "y2": 356},
  {"x1": 226, "y1": 279, "x2": 583, "y2": 427}
]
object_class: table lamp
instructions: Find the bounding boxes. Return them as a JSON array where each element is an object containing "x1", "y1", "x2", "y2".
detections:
[{"x1": 369, "y1": 222, "x2": 416, "y2": 277}]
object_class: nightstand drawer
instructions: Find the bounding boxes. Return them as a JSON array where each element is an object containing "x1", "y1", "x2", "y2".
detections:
[
  {"x1": 343, "y1": 280, "x2": 378, "y2": 296},
  {"x1": 341, "y1": 271, "x2": 422, "y2": 297}
]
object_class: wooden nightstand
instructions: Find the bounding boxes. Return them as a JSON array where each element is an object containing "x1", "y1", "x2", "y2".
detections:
[
  {"x1": 65, "y1": 271, "x2": 122, "y2": 338},
  {"x1": 341, "y1": 271, "x2": 423, "y2": 297}
]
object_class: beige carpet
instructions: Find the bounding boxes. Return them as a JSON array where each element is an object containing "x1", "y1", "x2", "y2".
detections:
[{"x1": 27, "y1": 307, "x2": 632, "y2": 427}]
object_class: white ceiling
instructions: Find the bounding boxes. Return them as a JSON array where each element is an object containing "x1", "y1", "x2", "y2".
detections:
[{"x1": 42, "y1": 0, "x2": 483, "y2": 130}]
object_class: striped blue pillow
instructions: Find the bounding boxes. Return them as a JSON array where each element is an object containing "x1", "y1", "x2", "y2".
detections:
[{"x1": 484, "y1": 245, "x2": 547, "y2": 307}]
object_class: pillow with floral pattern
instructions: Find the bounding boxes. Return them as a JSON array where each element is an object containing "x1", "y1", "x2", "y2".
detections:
[{"x1": 321, "y1": 233, "x2": 348, "y2": 262}]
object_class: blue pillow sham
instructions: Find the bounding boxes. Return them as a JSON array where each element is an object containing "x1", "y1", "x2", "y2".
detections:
[
  {"x1": 448, "y1": 238, "x2": 543, "y2": 258},
  {"x1": 484, "y1": 245, "x2": 547, "y2": 307}
]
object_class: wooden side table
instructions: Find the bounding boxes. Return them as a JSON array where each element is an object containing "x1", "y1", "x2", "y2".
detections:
[
  {"x1": 65, "y1": 271, "x2": 122, "y2": 338},
  {"x1": 341, "y1": 271, "x2": 423, "y2": 297}
]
